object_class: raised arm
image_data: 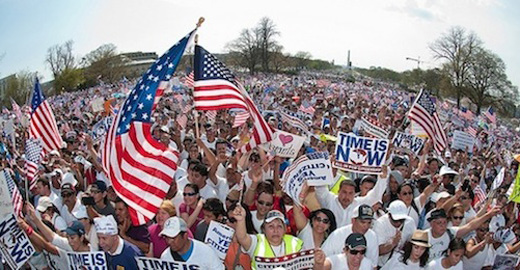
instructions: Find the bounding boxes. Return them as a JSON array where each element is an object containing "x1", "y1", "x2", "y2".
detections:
[
  {"x1": 457, "y1": 207, "x2": 500, "y2": 238},
  {"x1": 18, "y1": 219, "x2": 59, "y2": 256},
  {"x1": 357, "y1": 165, "x2": 388, "y2": 207},
  {"x1": 418, "y1": 175, "x2": 441, "y2": 207},
  {"x1": 465, "y1": 233, "x2": 492, "y2": 258},
  {"x1": 25, "y1": 203, "x2": 57, "y2": 243},
  {"x1": 292, "y1": 203, "x2": 308, "y2": 232},
  {"x1": 196, "y1": 138, "x2": 217, "y2": 166},
  {"x1": 244, "y1": 169, "x2": 262, "y2": 206},
  {"x1": 233, "y1": 204, "x2": 252, "y2": 251}
]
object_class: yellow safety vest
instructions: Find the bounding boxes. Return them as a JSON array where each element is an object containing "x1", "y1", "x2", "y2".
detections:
[{"x1": 251, "y1": 234, "x2": 303, "y2": 269}]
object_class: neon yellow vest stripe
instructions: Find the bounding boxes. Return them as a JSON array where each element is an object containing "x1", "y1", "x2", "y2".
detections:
[{"x1": 251, "y1": 234, "x2": 303, "y2": 269}]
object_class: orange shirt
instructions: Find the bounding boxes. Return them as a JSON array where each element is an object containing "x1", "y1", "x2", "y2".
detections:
[{"x1": 224, "y1": 241, "x2": 252, "y2": 270}]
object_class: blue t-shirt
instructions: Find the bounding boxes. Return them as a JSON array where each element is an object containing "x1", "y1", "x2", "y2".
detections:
[{"x1": 107, "y1": 242, "x2": 139, "y2": 270}]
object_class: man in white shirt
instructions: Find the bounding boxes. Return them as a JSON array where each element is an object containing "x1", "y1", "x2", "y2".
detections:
[
  {"x1": 373, "y1": 200, "x2": 415, "y2": 267},
  {"x1": 160, "y1": 216, "x2": 223, "y2": 269},
  {"x1": 315, "y1": 168, "x2": 388, "y2": 227},
  {"x1": 60, "y1": 183, "x2": 82, "y2": 225},
  {"x1": 190, "y1": 163, "x2": 219, "y2": 199},
  {"x1": 321, "y1": 204, "x2": 379, "y2": 269}
]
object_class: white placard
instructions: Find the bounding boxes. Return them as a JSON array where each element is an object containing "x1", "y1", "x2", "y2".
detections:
[
  {"x1": 260, "y1": 129, "x2": 305, "y2": 158},
  {"x1": 204, "y1": 221, "x2": 235, "y2": 260},
  {"x1": 333, "y1": 132, "x2": 389, "y2": 174}
]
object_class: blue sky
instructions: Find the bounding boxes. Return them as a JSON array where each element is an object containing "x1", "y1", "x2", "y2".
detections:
[{"x1": 1, "y1": 0, "x2": 519, "y2": 90}]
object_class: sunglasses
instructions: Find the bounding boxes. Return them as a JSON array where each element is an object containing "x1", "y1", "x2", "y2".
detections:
[
  {"x1": 452, "y1": 216, "x2": 464, "y2": 220},
  {"x1": 62, "y1": 193, "x2": 74, "y2": 198},
  {"x1": 478, "y1": 228, "x2": 489, "y2": 232},
  {"x1": 226, "y1": 197, "x2": 239, "y2": 205},
  {"x1": 183, "y1": 192, "x2": 198, "y2": 197},
  {"x1": 257, "y1": 200, "x2": 273, "y2": 207},
  {"x1": 349, "y1": 249, "x2": 366, "y2": 255},
  {"x1": 401, "y1": 191, "x2": 413, "y2": 196},
  {"x1": 314, "y1": 216, "x2": 330, "y2": 224},
  {"x1": 460, "y1": 196, "x2": 469, "y2": 200}
]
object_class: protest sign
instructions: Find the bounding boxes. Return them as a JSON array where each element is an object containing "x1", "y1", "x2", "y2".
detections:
[
  {"x1": 136, "y1": 257, "x2": 200, "y2": 270},
  {"x1": 492, "y1": 254, "x2": 519, "y2": 270},
  {"x1": 410, "y1": 122, "x2": 428, "y2": 137},
  {"x1": 66, "y1": 251, "x2": 107, "y2": 270},
  {"x1": 0, "y1": 214, "x2": 35, "y2": 270},
  {"x1": 204, "y1": 221, "x2": 234, "y2": 260},
  {"x1": 333, "y1": 132, "x2": 389, "y2": 174},
  {"x1": 259, "y1": 129, "x2": 305, "y2": 158},
  {"x1": 0, "y1": 171, "x2": 14, "y2": 219},
  {"x1": 90, "y1": 117, "x2": 113, "y2": 142},
  {"x1": 91, "y1": 97, "x2": 105, "y2": 113},
  {"x1": 392, "y1": 132, "x2": 425, "y2": 156},
  {"x1": 3, "y1": 119, "x2": 14, "y2": 136},
  {"x1": 359, "y1": 117, "x2": 388, "y2": 138},
  {"x1": 255, "y1": 249, "x2": 315, "y2": 270},
  {"x1": 452, "y1": 130, "x2": 475, "y2": 154}
]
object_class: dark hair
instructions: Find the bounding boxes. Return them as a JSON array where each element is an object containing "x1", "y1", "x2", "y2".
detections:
[
  {"x1": 192, "y1": 163, "x2": 209, "y2": 177},
  {"x1": 114, "y1": 197, "x2": 128, "y2": 208},
  {"x1": 309, "y1": 208, "x2": 337, "y2": 236},
  {"x1": 401, "y1": 241, "x2": 429, "y2": 267},
  {"x1": 215, "y1": 139, "x2": 228, "y2": 148},
  {"x1": 202, "y1": 198, "x2": 226, "y2": 218},
  {"x1": 443, "y1": 238, "x2": 466, "y2": 257},
  {"x1": 184, "y1": 183, "x2": 200, "y2": 194},
  {"x1": 227, "y1": 203, "x2": 257, "y2": 234},
  {"x1": 36, "y1": 178, "x2": 50, "y2": 189},
  {"x1": 339, "y1": 179, "x2": 356, "y2": 189},
  {"x1": 397, "y1": 182, "x2": 414, "y2": 195},
  {"x1": 256, "y1": 182, "x2": 275, "y2": 196}
]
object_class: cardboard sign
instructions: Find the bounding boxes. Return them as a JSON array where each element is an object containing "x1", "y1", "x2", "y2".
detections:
[
  {"x1": 259, "y1": 129, "x2": 305, "y2": 158},
  {"x1": 410, "y1": 121, "x2": 428, "y2": 137},
  {"x1": 492, "y1": 254, "x2": 519, "y2": 270},
  {"x1": 0, "y1": 171, "x2": 14, "y2": 220},
  {"x1": 452, "y1": 130, "x2": 475, "y2": 154},
  {"x1": 392, "y1": 132, "x2": 425, "y2": 156},
  {"x1": 136, "y1": 257, "x2": 200, "y2": 270},
  {"x1": 255, "y1": 249, "x2": 315, "y2": 270},
  {"x1": 282, "y1": 152, "x2": 333, "y2": 187},
  {"x1": 333, "y1": 132, "x2": 389, "y2": 174},
  {"x1": 204, "y1": 221, "x2": 234, "y2": 260},
  {"x1": 91, "y1": 98, "x2": 105, "y2": 113},
  {"x1": 0, "y1": 214, "x2": 35, "y2": 270},
  {"x1": 90, "y1": 117, "x2": 113, "y2": 142},
  {"x1": 359, "y1": 117, "x2": 388, "y2": 138},
  {"x1": 66, "y1": 251, "x2": 107, "y2": 270}
]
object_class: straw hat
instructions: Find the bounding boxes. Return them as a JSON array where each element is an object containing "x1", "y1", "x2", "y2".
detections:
[{"x1": 410, "y1": 230, "x2": 430, "y2": 247}]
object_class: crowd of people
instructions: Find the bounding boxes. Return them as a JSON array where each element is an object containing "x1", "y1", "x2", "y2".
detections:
[{"x1": 1, "y1": 70, "x2": 519, "y2": 270}]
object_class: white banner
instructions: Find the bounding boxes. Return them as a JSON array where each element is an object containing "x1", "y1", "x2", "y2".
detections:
[
  {"x1": 391, "y1": 132, "x2": 425, "y2": 156},
  {"x1": 66, "y1": 251, "x2": 107, "y2": 270},
  {"x1": 260, "y1": 129, "x2": 305, "y2": 158},
  {"x1": 255, "y1": 249, "x2": 314, "y2": 270},
  {"x1": 204, "y1": 221, "x2": 234, "y2": 260},
  {"x1": 91, "y1": 97, "x2": 105, "y2": 113},
  {"x1": 333, "y1": 132, "x2": 389, "y2": 174},
  {"x1": 136, "y1": 257, "x2": 201, "y2": 270},
  {"x1": 0, "y1": 171, "x2": 14, "y2": 220},
  {"x1": 359, "y1": 117, "x2": 388, "y2": 138},
  {"x1": 90, "y1": 117, "x2": 114, "y2": 142},
  {"x1": 452, "y1": 130, "x2": 475, "y2": 154},
  {"x1": 0, "y1": 214, "x2": 35, "y2": 270}
]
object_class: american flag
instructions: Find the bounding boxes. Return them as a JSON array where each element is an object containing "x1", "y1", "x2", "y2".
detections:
[
  {"x1": 102, "y1": 30, "x2": 195, "y2": 225},
  {"x1": 2, "y1": 170, "x2": 23, "y2": 217},
  {"x1": 473, "y1": 185, "x2": 487, "y2": 207},
  {"x1": 184, "y1": 71, "x2": 194, "y2": 89},
  {"x1": 25, "y1": 138, "x2": 43, "y2": 190},
  {"x1": 193, "y1": 46, "x2": 248, "y2": 111},
  {"x1": 408, "y1": 90, "x2": 447, "y2": 154},
  {"x1": 299, "y1": 103, "x2": 315, "y2": 115},
  {"x1": 193, "y1": 45, "x2": 274, "y2": 152},
  {"x1": 279, "y1": 109, "x2": 309, "y2": 133},
  {"x1": 460, "y1": 107, "x2": 474, "y2": 120},
  {"x1": 484, "y1": 107, "x2": 496, "y2": 124},
  {"x1": 467, "y1": 126, "x2": 477, "y2": 137},
  {"x1": 176, "y1": 114, "x2": 188, "y2": 129},
  {"x1": 11, "y1": 98, "x2": 22, "y2": 120},
  {"x1": 29, "y1": 78, "x2": 63, "y2": 154},
  {"x1": 233, "y1": 110, "x2": 250, "y2": 128},
  {"x1": 206, "y1": 110, "x2": 217, "y2": 123}
]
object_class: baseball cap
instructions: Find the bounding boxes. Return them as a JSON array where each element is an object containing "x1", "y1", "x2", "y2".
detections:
[
  {"x1": 61, "y1": 183, "x2": 76, "y2": 195},
  {"x1": 62, "y1": 172, "x2": 78, "y2": 187},
  {"x1": 160, "y1": 217, "x2": 188, "y2": 238},
  {"x1": 439, "y1": 166, "x2": 458, "y2": 177},
  {"x1": 91, "y1": 180, "x2": 107, "y2": 192},
  {"x1": 36, "y1": 196, "x2": 53, "y2": 212},
  {"x1": 49, "y1": 150, "x2": 61, "y2": 157},
  {"x1": 65, "y1": 220, "x2": 85, "y2": 236},
  {"x1": 345, "y1": 233, "x2": 367, "y2": 249},
  {"x1": 353, "y1": 204, "x2": 374, "y2": 220},
  {"x1": 388, "y1": 200, "x2": 408, "y2": 221},
  {"x1": 264, "y1": 210, "x2": 285, "y2": 224},
  {"x1": 427, "y1": 209, "x2": 448, "y2": 221},
  {"x1": 390, "y1": 170, "x2": 404, "y2": 185},
  {"x1": 160, "y1": 126, "x2": 169, "y2": 133},
  {"x1": 410, "y1": 230, "x2": 431, "y2": 247},
  {"x1": 431, "y1": 192, "x2": 450, "y2": 203},
  {"x1": 94, "y1": 215, "x2": 118, "y2": 235}
]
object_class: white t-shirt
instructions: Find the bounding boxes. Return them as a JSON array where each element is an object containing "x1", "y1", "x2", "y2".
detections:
[
  {"x1": 380, "y1": 252, "x2": 424, "y2": 270},
  {"x1": 51, "y1": 213, "x2": 67, "y2": 232},
  {"x1": 298, "y1": 222, "x2": 316, "y2": 250},
  {"x1": 426, "y1": 258, "x2": 463, "y2": 270},
  {"x1": 462, "y1": 237, "x2": 493, "y2": 270},
  {"x1": 426, "y1": 227, "x2": 459, "y2": 260},
  {"x1": 199, "y1": 181, "x2": 219, "y2": 200},
  {"x1": 321, "y1": 224, "x2": 379, "y2": 268},
  {"x1": 160, "y1": 239, "x2": 223, "y2": 270},
  {"x1": 251, "y1": 210, "x2": 264, "y2": 233},
  {"x1": 327, "y1": 253, "x2": 373, "y2": 270},
  {"x1": 373, "y1": 214, "x2": 416, "y2": 266},
  {"x1": 407, "y1": 197, "x2": 424, "y2": 228},
  {"x1": 60, "y1": 198, "x2": 82, "y2": 225}
]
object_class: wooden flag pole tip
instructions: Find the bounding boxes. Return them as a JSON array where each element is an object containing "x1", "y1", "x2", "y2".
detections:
[{"x1": 196, "y1": 17, "x2": 205, "y2": 28}]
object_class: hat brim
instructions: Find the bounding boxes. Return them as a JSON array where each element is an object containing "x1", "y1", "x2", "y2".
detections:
[
  {"x1": 356, "y1": 216, "x2": 374, "y2": 220},
  {"x1": 64, "y1": 228, "x2": 82, "y2": 236},
  {"x1": 390, "y1": 213, "x2": 407, "y2": 221},
  {"x1": 160, "y1": 228, "x2": 181, "y2": 238},
  {"x1": 264, "y1": 216, "x2": 285, "y2": 224},
  {"x1": 411, "y1": 239, "x2": 431, "y2": 248}
]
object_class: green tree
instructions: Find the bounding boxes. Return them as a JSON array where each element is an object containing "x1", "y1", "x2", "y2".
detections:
[
  {"x1": 54, "y1": 68, "x2": 84, "y2": 93},
  {"x1": 46, "y1": 40, "x2": 83, "y2": 93},
  {"x1": 2, "y1": 71, "x2": 37, "y2": 107},
  {"x1": 83, "y1": 43, "x2": 126, "y2": 85}
]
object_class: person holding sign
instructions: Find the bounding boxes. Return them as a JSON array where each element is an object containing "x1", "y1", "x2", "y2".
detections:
[
  {"x1": 159, "y1": 216, "x2": 224, "y2": 269},
  {"x1": 293, "y1": 203, "x2": 337, "y2": 250},
  {"x1": 234, "y1": 206, "x2": 303, "y2": 269},
  {"x1": 314, "y1": 233, "x2": 373, "y2": 270}
]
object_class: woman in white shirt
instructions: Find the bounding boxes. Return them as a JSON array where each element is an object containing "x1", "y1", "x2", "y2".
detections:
[
  {"x1": 293, "y1": 204, "x2": 337, "y2": 250},
  {"x1": 427, "y1": 238, "x2": 465, "y2": 270},
  {"x1": 381, "y1": 230, "x2": 431, "y2": 270}
]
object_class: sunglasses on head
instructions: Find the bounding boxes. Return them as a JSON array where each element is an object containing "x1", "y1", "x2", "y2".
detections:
[
  {"x1": 349, "y1": 249, "x2": 366, "y2": 255},
  {"x1": 257, "y1": 200, "x2": 273, "y2": 207},
  {"x1": 183, "y1": 192, "x2": 198, "y2": 197},
  {"x1": 314, "y1": 216, "x2": 330, "y2": 224}
]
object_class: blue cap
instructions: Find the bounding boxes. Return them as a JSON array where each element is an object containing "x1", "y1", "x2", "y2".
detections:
[{"x1": 64, "y1": 220, "x2": 85, "y2": 236}]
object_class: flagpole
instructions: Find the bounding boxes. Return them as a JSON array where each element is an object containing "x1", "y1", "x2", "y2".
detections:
[{"x1": 192, "y1": 18, "x2": 204, "y2": 141}]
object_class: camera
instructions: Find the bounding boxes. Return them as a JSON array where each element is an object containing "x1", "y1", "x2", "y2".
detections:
[{"x1": 81, "y1": 196, "x2": 96, "y2": 206}]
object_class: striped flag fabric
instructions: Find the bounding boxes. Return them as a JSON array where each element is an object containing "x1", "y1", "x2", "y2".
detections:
[
  {"x1": 233, "y1": 111, "x2": 250, "y2": 128},
  {"x1": 460, "y1": 107, "x2": 474, "y2": 121},
  {"x1": 473, "y1": 185, "x2": 487, "y2": 207},
  {"x1": 193, "y1": 46, "x2": 248, "y2": 111},
  {"x1": 206, "y1": 110, "x2": 217, "y2": 123},
  {"x1": 484, "y1": 107, "x2": 496, "y2": 124},
  {"x1": 29, "y1": 78, "x2": 63, "y2": 154},
  {"x1": 3, "y1": 170, "x2": 23, "y2": 217},
  {"x1": 25, "y1": 138, "x2": 43, "y2": 190},
  {"x1": 11, "y1": 98, "x2": 22, "y2": 120},
  {"x1": 467, "y1": 126, "x2": 477, "y2": 137},
  {"x1": 280, "y1": 109, "x2": 309, "y2": 133},
  {"x1": 176, "y1": 114, "x2": 188, "y2": 129},
  {"x1": 184, "y1": 71, "x2": 194, "y2": 89},
  {"x1": 102, "y1": 30, "x2": 195, "y2": 225},
  {"x1": 408, "y1": 90, "x2": 447, "y2": 154},
  {"x1": 299, "y1": 103, "x2": 315, "y2": 115}
]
